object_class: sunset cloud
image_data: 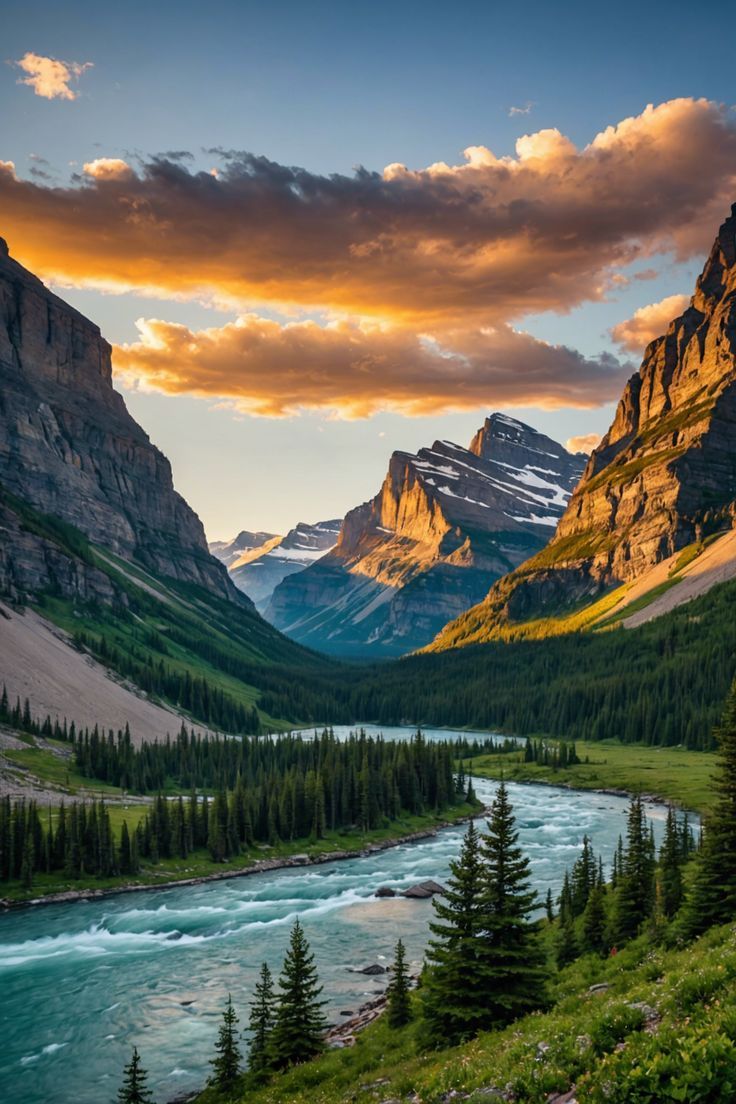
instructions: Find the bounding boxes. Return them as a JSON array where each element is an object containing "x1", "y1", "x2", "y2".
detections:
[
  {"x1": 566, "y1": 433, "x2": 602, "y2": 455},
  {"x1": 83, "y1": 157, "x2": 134, "y2": 181},
  {"x1": 14, "y1": 52, "x2": 92, "y2": 101},
  {"x1": 610, "y1": 293, "x2": 691, "y2": 353},
  {"x1": 113, "y1": 315, "x2": 630, "y2": 418},
  {"x1": 1, "y1": 99, "x2": 734, "y2": 326}
]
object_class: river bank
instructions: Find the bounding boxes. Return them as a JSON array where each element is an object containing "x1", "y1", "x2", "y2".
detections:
[
  {"x1": 0, "y1": 807, "x2": 481, "y2": 913},
  {"x1": 470, "y1": 737, "x2": 714, "y2": 813}
]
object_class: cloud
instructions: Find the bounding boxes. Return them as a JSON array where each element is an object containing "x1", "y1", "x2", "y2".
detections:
[
  {"x1": 13, "y1": 52, "x2": 92, "y2": 101},
  {"x1": 610, "y1": 293, "x2": 691, "y2": 353},
  {"x1": 112, "y1": 315, "x2": 630, "y2": 418},
  {"x1": 1, "y1": 98, "x2": 734, "y2": 326},
  {"x1": 566, "y1": 433, "x2": 602, "y2": 455},
  {"x1": 83, "y1": 157, "x2": 134, "y2": 181},
  {"x1": 508, "y1": 101, "x2": 534, "y2": 117}
]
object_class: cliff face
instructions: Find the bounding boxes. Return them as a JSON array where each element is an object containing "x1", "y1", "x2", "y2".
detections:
[
  {"x1": 0, "y1": 240, "x2": 238, "y2": 603},
  {"x1": 431, "y1": 203, "x2": 736, "y2": 649},
  {"x1": 266, "y1": 416, "x2": 585, "y2": 656}
]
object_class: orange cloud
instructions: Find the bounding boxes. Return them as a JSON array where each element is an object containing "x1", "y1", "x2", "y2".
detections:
[
  {"x1": 14, "y1": 52, "x2": 92, "y2": 101},
  {"x1": 566, "y1": 433, "x2": 602, "y2": 455},
  {"x1": 1, "y1": 99, "x2": 734, "y2": 325},
  {"x1": 83, "y1": 158, "x2": 134, "y2": 181},
  {"x1": 610, "y1": 293, "x2": 691, "y2": 353},
  {"x1": 112, "y1": 315, "x2": 630, "y2": 418}
]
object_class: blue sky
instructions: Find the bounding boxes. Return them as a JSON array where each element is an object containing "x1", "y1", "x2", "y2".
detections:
[{"x1": 3, "y1": 0, "x2": 735, "y2": 537}]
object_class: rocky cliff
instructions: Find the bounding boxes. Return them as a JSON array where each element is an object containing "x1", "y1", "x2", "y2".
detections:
[
  {"x1": 431, "y1": 203, "x2": 736, "y2": 650},
  {"x1": 0, "y1": 239, "x2": 240, "y2": 604},
  {"x1": 265, "y1": 416, "x2": 585, "y2": 655},
  {"x1": 211, "y1": 520, "x2": 341, "y2": 609}
]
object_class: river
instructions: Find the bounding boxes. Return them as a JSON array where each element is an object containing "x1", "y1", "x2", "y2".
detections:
[{"x1": 0, "y1": 732, "x2": 673, "y2": 1104}]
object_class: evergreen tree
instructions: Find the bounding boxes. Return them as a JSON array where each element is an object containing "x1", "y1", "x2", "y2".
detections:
[
  {"x1": 422, "y1": 821, "x2": 487, "y2": 1043},
  {"x1": 386, "y1": 938, "x2": 412, "y2": 1028},
  {"x1": 658, "y1": 806, "x2": 683, "y2": 919},
  {"x1": 270, "y1": 919, "x2": 327, "y2": 1068},
  {"x1": 545, "y1": 887, "x2": 554, "y2": 923},
  {"x1": 117, "y1": 1047, "x2": 153, "y2": 1104},
  {"x1": 248, "y1": 962, "x2": 276, "y2": 1078},
  {"x1": 477, "y1": 783, "x2": 548, "y2": 1025},
  {"x1": 681, "y1": 686, "x2": 736, "y2": 936},
  {"x1": 581, "y1": 883, "x2": 607, "y2": 956},
  {"x1": 209, "y1": 995, "x2": 242, "y2": 1094},
  {"x1": 555, "y1": 912, "x2": 578, "y2": 968},
  {"x1": 611, "y1": 795, "x2": 655, "y2": 944},
  {"x1": 425, "y1": 787, "x2": 548, "y2": 1044}
]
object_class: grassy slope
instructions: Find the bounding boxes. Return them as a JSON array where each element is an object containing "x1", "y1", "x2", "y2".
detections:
[
  {"x1": 470, "y1": 739, "x2": 715, "y2": 813},
  {"x1": 197, "y1": 922, "x2": 736, "y2": 1104}
]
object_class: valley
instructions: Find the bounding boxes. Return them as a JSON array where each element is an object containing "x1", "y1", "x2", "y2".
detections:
[{"x1": 3, "y1": 35, "x2": 736, "y2": 1103}]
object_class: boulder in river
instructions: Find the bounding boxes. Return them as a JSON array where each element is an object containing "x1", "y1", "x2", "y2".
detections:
[
  {"x1": 401, "y1": 879, "x2": 446, "y2": 898},
  {"x1": 374, "y1": 886, "x2": 397, "y2": 898},
  {"x1": 360, "y1": 963, "x2": 387, "y2": 975}
]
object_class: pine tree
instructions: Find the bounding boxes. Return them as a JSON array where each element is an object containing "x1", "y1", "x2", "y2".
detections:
[
  {"x1": 270, "y1": 919, "x2": 327, "y2": 1068},
  {"x1": 248, "y1": 962, "x2": 276, "y2": 1078},
  {"x1": 117, "y1": 1047, "x2": 153, "y2": 1104},
  {"x1": 545, "y1": 887, "x2": 554, "y2": 923},
  {"x1": 681, "y1": 686, "x2": 736, "y2": 936},
  {"x1": 209, "y1": 994, "x2": 242, "y2": 1094},
  {"x1": 658, "y1": 806, "x2": 683, "y2": 919},
  {"x1": 581, "y1": 883, "x2": 607, "y2": 956},
  {"x1": 555, "y1": 912, "x2": 578, "y2": 968},
  {"x1": 476, "y1": 783, "x2": 548, "y2": 1024},
  {"x1": 611, "y1": 795, "x2": 655, "y2": 944},
  {"x1": 387, "y1": 938, "x2": 412, "y2": 1028},
  {"x1": 422, "y1": 820, "x2": 487, "y2": 1043}
]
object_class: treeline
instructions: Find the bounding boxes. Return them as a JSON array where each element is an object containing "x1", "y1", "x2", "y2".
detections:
[
  {"x1": 0, "y1": 731, "x2": 473, "y2": 888},
  {"x1": 0, "y1": 798, "x2": 135, "y2": 887},
  {"x1": 68, "y1": 722, "x2": 496, "y2": 796},
  {"x1": 72, "y1": 629, "x2": 261, "y2": 733},
  {"x1": 259, "y1": 578, "x2": 736, "y2": 749},
  {"x1": 523, "y1": 738, "x2": 581, "y2": 768}
]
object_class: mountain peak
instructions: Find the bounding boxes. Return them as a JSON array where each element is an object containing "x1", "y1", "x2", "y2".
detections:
[
  {"x1": 429, "y1": 201, "x2": 736, "y2": 651},
  {"x1": 469, "y1": 412, "x2": 569, "y2": 462}
]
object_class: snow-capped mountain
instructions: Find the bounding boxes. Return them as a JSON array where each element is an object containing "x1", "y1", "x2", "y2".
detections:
[
  {"x1": 209, "y1": 530, "x2": 281, "y2": 570},
  {"x1": 210, "y1": 520, "x2": 341, "y2": 609},
  {"x1": 265, "y1": 415, "x2": 586, "y2": 656}
]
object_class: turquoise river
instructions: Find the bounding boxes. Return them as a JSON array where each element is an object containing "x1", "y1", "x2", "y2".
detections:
[{"x1": 0, "y1": 726, "x2": 675, "y2": 1103}]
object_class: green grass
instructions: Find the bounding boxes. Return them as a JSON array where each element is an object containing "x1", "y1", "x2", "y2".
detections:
[
  {"x1": 470, "y1": 739, "x2": 715, "y2": 812},
  {"x1": 195, "y1": 922, "x2": 736, "y2": 1104},
  {"x1": 0, "y1": 802, "x2": 479, "y2": 904},
  {"x1": 4, "y1": 739, "x2": 124, "y2": 795}
]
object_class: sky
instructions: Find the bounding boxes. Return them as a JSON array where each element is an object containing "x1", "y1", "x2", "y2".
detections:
[{"x1": 2, "y1": 0, "x2": 736, "y2": 539}]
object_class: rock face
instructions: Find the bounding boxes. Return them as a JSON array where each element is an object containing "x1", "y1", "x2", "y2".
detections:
[
  {"x1": 431, "y1": 203, "x2": 736, "y2": 649},
  {"x1": 211, "y1": 520, "x2": 341, "y2": 609},
  {"x1": 265, "y1": 415, "x2": 585, "y2": 655},
  {"x1": 0, "y1": 240, "x2": 241, "y2": 604}
]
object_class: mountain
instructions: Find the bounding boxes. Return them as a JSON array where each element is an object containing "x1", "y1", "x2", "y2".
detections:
[
  {"x1": 0, "y1": 236, "x2": 238, "y2": 605},
  {"x1": 265, "y1": 415, "x2": 586, "y2": 655},
  {"x1": 227, "y1": 520, "x2": 341, "y2": 609},
  {"x1": 209, "y1": 530, "x2": 281, "y2": 570},
  {"x1": 0, "y1": 239, "x2": 319, "y2": 736},
  {"x1": 430, "y1": 202, "x2": 736, "y2": 650}
]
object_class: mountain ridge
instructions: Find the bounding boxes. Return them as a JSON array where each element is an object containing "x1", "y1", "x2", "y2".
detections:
[
  {"x1": 266, "y1": 415, "x2": 585, "y2": 655},
  {"x1": 430, "y1": 202, "x2": 736, "y2": 650}
]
